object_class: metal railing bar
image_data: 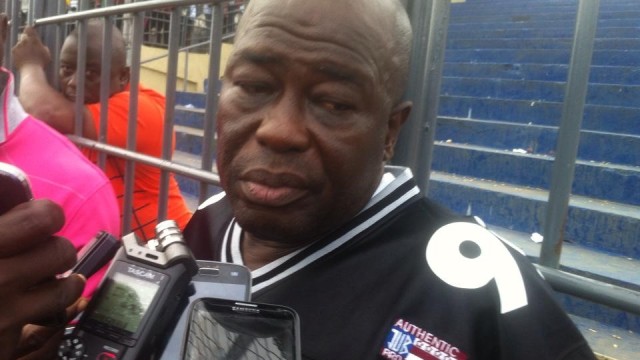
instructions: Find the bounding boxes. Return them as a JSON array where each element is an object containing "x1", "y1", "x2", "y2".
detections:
[
  {"x1": 121, "y1": 11, "x2": 144, "y2": 235},
  {"x1": 73, "y1": 19, "x2": 88, "y2": 136},
  {"x1": 33, "y1": 0, "x2": 219, "y2": 26},
  {"x1": 67, "y1": 135, "x2": 220, "y2": 185},
  {"x1": 50, "y1": 0, "x2": 67, "y2": 88},
  {"x1": 395, "y1": 0, "x2": 450, "y2": 193},
  {"x1": 157, "y1": 7, "x2": 183, "y2": 222},
  {"x1": 535, "y1": 264, "x2": 640, "y2": 316},
  {"x1": 540, "y1": 0, "x2": 600, "y2": 268},
  {"x1": 138, "y1": 32, "x2": 236, "y2": 66},
  {"x1": 6, "y1": 0, "x2": 20, "y2": 70},
  {"x1": 140, "y1": 39, "x2": 215, "y2": 65},
  {"x1": 199, "y1": 3, "x2": 224, "y2": 203},
  {"x1": 97, "y1": 16, "x2": 114, "y2": 169}
]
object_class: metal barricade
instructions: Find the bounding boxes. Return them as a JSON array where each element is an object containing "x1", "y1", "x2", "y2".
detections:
[{"x1": 4, "y1": 0, "x2": 639, "y2": 321}]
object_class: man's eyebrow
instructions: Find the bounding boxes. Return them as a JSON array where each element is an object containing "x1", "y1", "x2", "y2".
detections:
[
  {"x1": 236, "y1": 50, "x2": 281, "y2": 65},
  {"x1": 317, "y1": 64, "x2": 365, "y2": 87}
]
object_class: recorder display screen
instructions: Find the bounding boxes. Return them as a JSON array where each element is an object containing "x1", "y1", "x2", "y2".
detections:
[{"x1": 87, "y1": 271, "x2": 161, "y2": 333}]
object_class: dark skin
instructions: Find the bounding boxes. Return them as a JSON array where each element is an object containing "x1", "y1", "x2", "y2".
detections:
[
  {"x1": 0, "y1": 199, "x2": 86, "y2": 360},
  {"x1": 0, "y1": 14, "x2": 86, "y2": 360},
  {"x1": 216, "y1": 0, "x2": 412, "y2": 270},
  {"x1": 12, "y1": 21, "x2": 130, "y2": 138}
]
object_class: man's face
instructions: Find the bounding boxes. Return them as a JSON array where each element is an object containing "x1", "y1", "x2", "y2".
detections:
[
  {"x1": 59, "y1": 35, "x2": 123, "y2": 104},
  {"x1": 216, "y1": 0, "x2": 405, "y2": 244}
]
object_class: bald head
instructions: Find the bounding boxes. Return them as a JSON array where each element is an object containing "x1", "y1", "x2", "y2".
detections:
[
  {"x1": 67, "y1": 19, "x2": 127, "y2": 70},
  {"x1": 59, "y1": 19, "x2": 130, "y2": 103},
  {"x1": 236, "y1": 0, "x2": 413, "y2": 104}
]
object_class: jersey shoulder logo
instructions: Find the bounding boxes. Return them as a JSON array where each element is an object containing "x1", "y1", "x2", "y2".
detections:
[
  {"x1": 425, "y1": 222, "x2": 528, "y2": 314},
  {"x1": 381, "y1": 318, "x2": 468, "y2": 360}
]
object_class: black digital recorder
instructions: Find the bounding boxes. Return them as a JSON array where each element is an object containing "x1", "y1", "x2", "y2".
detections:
[{"x1": 58, "y1": 220, "x2": 198, "y2": 360}]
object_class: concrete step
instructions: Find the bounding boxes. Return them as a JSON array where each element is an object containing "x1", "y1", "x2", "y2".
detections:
[
  {"x1": 491, "y1": 225, "x2": 640, "y2": 360},
  {"x1": 449, "y1": 9, "x2": 640, "y2": 24},
  {"x1": 174, "y1": 105, "x2": 206, "y2": 128},
  {"x1": 443, "y1": 63, "x2": 640, "y2": 85},
  {"x1": 441, "y1": 76, "x2": 640, "y2": 108},
  {"x1": 573, "y1": 314, "x2": 640, "y2": 360},
  {"x1": 174, "y1": 124, "x2": 210, "y2": 156},
  {"x1": 447, "y1": 26, "x2": 640, "y2": 40},
  {"x1": 450, "y1": 1, "x2": 639, "y2": 17},
  {"x1": 490, "y1": 225, "x2": 640, "y2": 338},
  {"x1": 175, "y1": 91, "x2": 207, "y2": 108},
  {"x1": 431, "y1": 140, "x2": 640, "y2": 206},
  {"x1": 427, "y1": 171, "x2": 640, "y2": 260},
  {"x1": 493, "y1": 226, "x2": 640, "y2": 359},
  {"x1": 447, "y1": 38, "x2": 640, "y2": 51},
  {"x1": 438, "y1": 95, "x2": 640, "y2": 137},
  {"x1": 444, "y1": 48, "x2": 639, "y2": 66},
  {"x1": 171, "y1": 149, "x2": 221, "y2": 205},
  {"x1": 490, "y1": 226, "x2": 640, "y2": 292},
  {"x1": 448, "y1": 18, "x2": 640, "y2": 32},
  {"x1": 174, "y1": 98, "x2": 640, "y2": 142},
  {"x1": 435, "y1": 116, "x2": 640, "y2": 165}
]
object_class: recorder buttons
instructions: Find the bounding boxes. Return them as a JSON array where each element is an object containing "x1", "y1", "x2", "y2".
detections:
[
  {"x1": 97, "y1": 352, "x2": 117, "y2": 359},
  {"x1": 58, "y1": 336, "x2": 86, "y2": 360}
]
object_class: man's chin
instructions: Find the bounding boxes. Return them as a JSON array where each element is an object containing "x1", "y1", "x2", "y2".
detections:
[{"x1": 236, "y1": 214, "x2": 316, "y2": 246}]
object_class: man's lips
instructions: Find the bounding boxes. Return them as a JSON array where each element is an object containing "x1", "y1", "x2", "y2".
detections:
[
  {"x1": 240, "y1": 181, "x2": 307, "y2": 207},
  {"x1": 238, "y1": 169, "x2": 310, "y2": 207},
  {"x1": 64, "y1": 92, "x2": 76, "y2": 101}
]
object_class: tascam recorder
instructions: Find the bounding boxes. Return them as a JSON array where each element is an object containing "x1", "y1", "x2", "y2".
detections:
[{"x1": 58, "y1": 220, "x2": 198, "y2": 360}]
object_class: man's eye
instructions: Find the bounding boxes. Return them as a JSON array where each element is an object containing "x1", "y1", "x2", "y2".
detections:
[
  {"x1": 237, "y1": 82, "x2": 271, "y2": 95},
  {"x1": 86, "y1": 69, "x2": 99, "y2": 79},
  {"x1": 321, "y1": 100, "x2": 354, "y2": 113},
  {"x1": 60, "y1": 65, "x2": 73, "y2": 76}
]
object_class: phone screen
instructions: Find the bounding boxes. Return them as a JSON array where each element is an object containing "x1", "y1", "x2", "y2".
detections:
[{"x1": 184, "y1": 299, "x2": 300, "y2": 360}]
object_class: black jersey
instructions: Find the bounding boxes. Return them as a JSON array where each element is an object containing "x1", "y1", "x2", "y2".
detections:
[{"x1": 184, "y1": 166, "x2": 595, "y2": 360}]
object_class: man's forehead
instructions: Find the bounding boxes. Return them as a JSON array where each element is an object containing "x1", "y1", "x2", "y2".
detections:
[
  {"x1": 240, "y1": 0, "x2": 393, "y2": 38},
  {"x1": 235, "y1": 0, "x2": 394, "y2": 62}
]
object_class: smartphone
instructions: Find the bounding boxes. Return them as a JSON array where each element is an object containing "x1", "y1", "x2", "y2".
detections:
[
  {"x1": 69, "y1": 230, "x2": 121, "y2": 278},
  {"x1": 157, "y1": 260, "x2": 252, "y2": 359},
  {"x1": 0, "y1": 162, "x2": 33, "y2": 215},
  {"x1": 182, "y1": 298, "x2": 301, "y2": 360}
]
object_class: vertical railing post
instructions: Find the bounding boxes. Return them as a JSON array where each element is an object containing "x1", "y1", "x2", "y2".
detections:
[
  {"x1": 157, "y1": 6, "x2": 183, "y2": 222},
  {"x1": 5, "y1": 0, "x2": 20, "y2": 69},
  {"x1": 540, "y1": 0, "x2": 600, "y2": 268},
  {"x1": 97, "y1": 15, "x2": 114, "y2": 170},
  {"x1": 122, "y1": 11, "x2": 144, "y2": 235},
  {"x1": 198, "y1": 2, "x2": 223, "y2": 203},
  {"x1": 394, "y1": 0, "x2": 450, "y2": 193}
]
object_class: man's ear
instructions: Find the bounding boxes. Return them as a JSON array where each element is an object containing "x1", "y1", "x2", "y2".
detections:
[
  {"x1": 383, "y1": 101, "x2": 412, "y2": 162},
  {"x1": 119, "y1": 66, "x2": 130, "y2": 88}
]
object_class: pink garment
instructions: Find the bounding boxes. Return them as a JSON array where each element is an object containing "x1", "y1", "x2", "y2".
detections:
[{"x1": 0, "y1": 69, "x2": 120, "y2": 298}]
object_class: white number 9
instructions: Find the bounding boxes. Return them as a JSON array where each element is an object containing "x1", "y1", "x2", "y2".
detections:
[{"x1": 426, "y1": 222, "x2": 528, "y2": 314}]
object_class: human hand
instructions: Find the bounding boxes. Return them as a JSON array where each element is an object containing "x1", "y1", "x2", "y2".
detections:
[
  {"x1": 13, "y1": 297, "x2": 89, "y2": 360},
  {"x1": 12, "y1": 26, "x2": 52, "y2": 69},
  {"x1": 0, "y1": 200, "x2": 85, "y2": 360}
]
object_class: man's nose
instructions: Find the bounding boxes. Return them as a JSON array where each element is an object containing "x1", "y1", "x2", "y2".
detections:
[
  {"x1": 255, "y1": 94, "x2": 311, "y2": 152},
  {"x1": 66, "y1": 72, "x2": 78, "y2": 87}
]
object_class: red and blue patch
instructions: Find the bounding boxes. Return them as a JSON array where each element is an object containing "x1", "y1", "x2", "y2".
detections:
[{"x1": 381, "y1": 319, "x2": 467, "y2": 360}]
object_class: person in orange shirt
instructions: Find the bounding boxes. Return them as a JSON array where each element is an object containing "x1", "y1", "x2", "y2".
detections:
[{"x1": 13, "y1": 20, "x2": 192, "y2": 241}]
